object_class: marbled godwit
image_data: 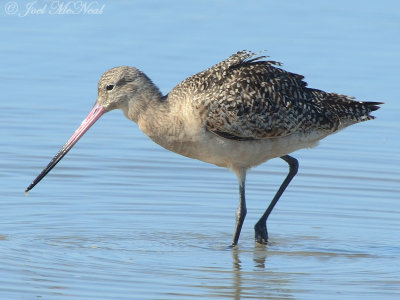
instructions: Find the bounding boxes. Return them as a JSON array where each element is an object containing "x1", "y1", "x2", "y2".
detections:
[{"x1": 25, "y1": 50, "x2": 382, "y2": 245}]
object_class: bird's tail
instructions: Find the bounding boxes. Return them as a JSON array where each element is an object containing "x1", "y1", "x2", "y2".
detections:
[{"x1": 324, "y1": 93, "x2": 383, "y2": 126}]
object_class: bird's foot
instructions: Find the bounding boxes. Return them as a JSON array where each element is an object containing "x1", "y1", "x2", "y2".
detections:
[
  {"x1": 229, "y1": 243, "x2": 238, "y2": 249},
  {"x1": 254, "y1": 222, "x2": 268, "y2": 244}
]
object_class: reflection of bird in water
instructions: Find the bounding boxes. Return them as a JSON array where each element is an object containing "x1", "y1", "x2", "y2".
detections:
[{"x1": 25, "y1": 51, "x2": 382, "y2": 246}]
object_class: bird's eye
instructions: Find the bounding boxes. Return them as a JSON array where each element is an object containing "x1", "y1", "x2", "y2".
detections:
[{"x1": 106, "y1": 84, "x2": 114, "y2": 91}]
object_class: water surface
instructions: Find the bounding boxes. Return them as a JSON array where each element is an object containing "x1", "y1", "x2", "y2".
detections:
[{"x1": 1, "y1": 1, "x2": 399, "y2": 299}]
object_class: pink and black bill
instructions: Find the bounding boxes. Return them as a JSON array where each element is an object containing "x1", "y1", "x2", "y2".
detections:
[{"x1": 25, "y1": 102, "x2": 105, "y2": 193}]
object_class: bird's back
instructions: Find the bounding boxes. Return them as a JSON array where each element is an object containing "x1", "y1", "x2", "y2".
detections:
[{"x1": 168, "y1": 51, "x2": 382, "y2": 141}]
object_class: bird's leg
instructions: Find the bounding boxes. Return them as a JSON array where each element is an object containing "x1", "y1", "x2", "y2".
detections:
[
  {"x1": 254, "y1": 155, "x2": 298, "y2": 244},
  {"x1": 232, "y1": 169, "x2": 247, "y2": 246}
]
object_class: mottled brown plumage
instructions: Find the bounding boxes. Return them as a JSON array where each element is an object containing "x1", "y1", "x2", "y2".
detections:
[{"x1": 169, "y1": 50, "x2": 381, "y2": 140}]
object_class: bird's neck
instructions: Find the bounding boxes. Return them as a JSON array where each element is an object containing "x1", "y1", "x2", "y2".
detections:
[
  {"x1": 121, "y1": 83, "x2": 176, "y2": 142},
  {"x1": 135, "y1": 96, "x2": 171, "y2": 137},
  {"x1": 121, "y1": 80, "x2": 163, "y2": 121},
  {"x1": 123, "y1": 88, "x2": 203, "y2": 157}
]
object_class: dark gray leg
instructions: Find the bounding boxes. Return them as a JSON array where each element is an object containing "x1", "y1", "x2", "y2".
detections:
[
  {"x1": 254, "y1": 155, "x2": 298, "y2": 244},
  {"x1": 232, "y1": 175, "x2": 247, "y2": 246}
]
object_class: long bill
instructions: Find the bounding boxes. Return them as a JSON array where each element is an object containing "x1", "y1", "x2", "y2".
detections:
[{"x1": 25, "y1": 102, "x2": 105, "y2": 193}]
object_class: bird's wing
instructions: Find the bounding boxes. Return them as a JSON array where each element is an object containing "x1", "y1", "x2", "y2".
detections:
[
  {"x1": 191, "y1": 51, "x2": 340, "y2": 140},
  {"x1": 169, "y1": 51, "x2": 381, "y2": 141}
]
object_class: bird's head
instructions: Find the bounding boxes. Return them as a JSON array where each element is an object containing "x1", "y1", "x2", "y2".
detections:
[
  {"x1": 97, "y1": 66, "x2": 147, "y2": 112},
  {"x1": 25, "y1": 66, "x2": 161, "y2": 193}
]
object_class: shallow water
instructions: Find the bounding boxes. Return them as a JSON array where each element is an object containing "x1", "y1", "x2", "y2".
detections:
[{"x1": 1, "y1": 0, "x2": 400, "y2": 299}]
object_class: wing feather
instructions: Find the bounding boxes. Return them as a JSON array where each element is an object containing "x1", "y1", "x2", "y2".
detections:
[{"x1": 168, "y1": 51, "x2": 380, "y2": 140}]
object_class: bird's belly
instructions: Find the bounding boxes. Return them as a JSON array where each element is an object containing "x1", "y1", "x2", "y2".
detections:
[{"x1": 150, "y1": 130, "x2": 329, "y2": 170}]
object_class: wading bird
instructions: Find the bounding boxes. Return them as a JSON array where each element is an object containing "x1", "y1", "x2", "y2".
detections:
[{"x1": 26, "y1": 51, "x2": 382, "y2": 246}]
